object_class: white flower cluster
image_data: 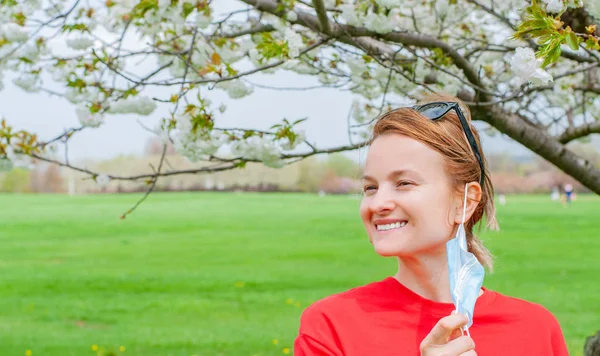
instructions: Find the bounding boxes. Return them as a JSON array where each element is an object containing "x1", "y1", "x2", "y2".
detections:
[
  {"x1": 542, "y1": 0, "x2": 565, "y2": 13},
  {"x1": 216, "y1": 40, "x2": 254, "y2": 63},
  {"x1": 284, "y1": 28, "x2": 304, "y2": 58},
  {"x1": 345, "y1": 57, "x2": 393, "y2": 99},
  {"x1": 339, "y1": 4, "x2": 399, "y2": 34},
  {"x1": 286, "y1": 10, "x2": 298, "y2": 22},
  {"x1": 279, "y1": 130, "x2": 306, "y2": 151},
  {"x1": 0, "y1": 146, "x2": 33, "y2": 171},
  {"x1": 216, "y1": 79, "x2": 254, "y2": 99},
  {"x1": 108, "y1": 96, "x2": 157, "y2": 116},
  {"x1": 64, "y1": 86, "x2": 103, "y2": 105},
  {"x1": 583, "y1": 0, "x2": 600, "y2": 19},
  {"x1": 231, "y1": 136, "x2": 285, "y2": 168},
  {"x1": 172, "y1": 115, "x2": 226, "y2": 162},
  {"x1": 352, "y1": 100, "x2": 380, "y2": 125},
  {"x1": 66, "y1": 36, "x2": 95, "y2": 51},
  {"x1": 509, "y1": 47, "x2": 553, "y2": 85},
  {"x1": 13, "y1": 74, "x2": 39, "y2": 92},
  {"x1": 1, "y1": 23, "x2": 29, "y2": 42},
  {"x1": 76, "y1": 105, "x2": 105, "y2": 128},
  {"x1": 375, "y1": 0, "x2": 402, "y2": 8},
  {"x1": 96, "y1": 174, "x2": 111, "y2": 187}
]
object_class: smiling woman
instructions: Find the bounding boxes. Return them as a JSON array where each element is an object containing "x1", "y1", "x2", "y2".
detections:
[{"x1": 293, "y1": 94, "x2": 569, "y2": 356}]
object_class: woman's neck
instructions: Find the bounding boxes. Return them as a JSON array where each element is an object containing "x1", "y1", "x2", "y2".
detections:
[{"x1": 393, "y1": 253, "x2": 453, "y2": 303}]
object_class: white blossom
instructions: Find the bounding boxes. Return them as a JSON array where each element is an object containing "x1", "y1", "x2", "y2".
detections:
[
  {"x1": 284, "y1": 28, "x2": 303, "y2": 58},
  {"x1": 286, "y1": 10, "x2": 298, "y2": 22},
  {"x1": 96, "y1": 174, "x2": 111, "y2": 187},
  {"x1": 66, "y1": 36, "x2": 95, "y2": 50},
  {"x1": 4, "y1": 146, "x2": 33, "y2": 169},
  {"x1": 279, "y1": 130, "x2": 306, "y2": 150},
  {"x1": 196, "y1": 13, "x2": 212, "y2": 28},
  {"x1": 231, "y1": 136, "x2": 284, "y2": 168},
  {"x1": 339, "y1": 4, "x2": 362, "y2": 26},
  {"x1": 108, "y1": 96, "x2": 157, "y2": 115},
  {"x1": 510, "y1": 47, "x2": 553, "y2": 85},
  {"x1": 375, "y1": 0, "x2": 402, "y2": 9},
  {"x1": 364, "y1": 11, "x2": 395, "y2": 34},
  {"x1": 172, "y1": 114, "x2": 226, "y2": 162},
  {"x1": 13, "y1": 75, "x2": 39, "y2": 92},
  {"x1": 75, "y1": 106, "x2": 104, "y2": 128},
  {"x1": 352, "y1": 100, "x2": 379, "y2": 124},
  {"x1": 583, "y1": 0, "x2": 600, "y2": 18},
  {"x1": 17, "y1": 44, "x2": 41, "y2": 62},
  {"x1": 435, "y1": 0, "x2": 450, "y2": 17},
  {"x1": 543, "y1": 0, "x2": 566, "y2": 13},
  {"x1": 216, "y1": 79, "x2": 254, "y2": 99},
  {"x1": 2, "y1": 23, "x2": 29, "y2": 42}
]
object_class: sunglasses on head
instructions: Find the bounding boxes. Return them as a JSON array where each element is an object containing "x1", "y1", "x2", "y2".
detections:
[{"x1": 383, "y1": 101, "x2": 484, "y2": 186}]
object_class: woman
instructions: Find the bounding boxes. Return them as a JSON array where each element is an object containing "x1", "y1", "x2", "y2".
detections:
[{"x1": 293, "y1": 96, "x2": 568, "y2": 355}]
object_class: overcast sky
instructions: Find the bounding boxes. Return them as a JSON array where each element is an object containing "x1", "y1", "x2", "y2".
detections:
[{"x1": 1, "y1": 0, "x2": 532, "y2": 164}]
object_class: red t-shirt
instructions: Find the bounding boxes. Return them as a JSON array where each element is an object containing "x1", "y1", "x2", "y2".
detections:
[{"x1": 294, "y1": 277, "x2": 568, "y2": 355}]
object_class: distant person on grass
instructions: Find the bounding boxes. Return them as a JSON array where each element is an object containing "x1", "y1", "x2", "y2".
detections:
[
  {"x1": 294, "y1": 96, "x2": 568, "y2": 356},
  {"x1": 564, "y1": 183, "x2": 574, "y2": 206}
]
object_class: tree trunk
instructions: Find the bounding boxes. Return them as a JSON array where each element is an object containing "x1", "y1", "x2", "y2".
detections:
[
  {"x1": 474, "y1": 106, "x2": 600, "y2": 195},
  {"x1": 585, "y1": 330, "x2": 600, "y2": 356}
]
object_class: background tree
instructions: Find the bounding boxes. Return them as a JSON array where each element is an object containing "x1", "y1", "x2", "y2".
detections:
[{"x1": 1, "y1": 0, "x2": 600, "y2": 215}]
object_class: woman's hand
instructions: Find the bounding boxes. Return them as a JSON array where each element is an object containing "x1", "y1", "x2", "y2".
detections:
[{"x1": 420, "y1": 313, "x2": 477, "y2": 356}]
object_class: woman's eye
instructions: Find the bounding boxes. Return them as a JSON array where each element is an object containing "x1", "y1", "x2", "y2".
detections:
[
  {"x1": 397, "y1": 181, "x2": 412, "y2": 187},
  {"x1": 363, "y1": 185, "x2": 377, "y2": 193}
]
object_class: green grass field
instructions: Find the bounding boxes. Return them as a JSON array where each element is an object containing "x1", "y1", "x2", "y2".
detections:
[{"x1": 1, "y1": 192, "x2": 598, "y2": 356}]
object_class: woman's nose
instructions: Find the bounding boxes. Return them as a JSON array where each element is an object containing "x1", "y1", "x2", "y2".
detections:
[{"x1": 370, "y1": 188, "x2": 395, "y2": 213}]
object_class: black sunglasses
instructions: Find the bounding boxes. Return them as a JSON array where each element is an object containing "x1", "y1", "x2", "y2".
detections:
[{"x1": 411, "y1": 102, "x2": 485, "y2": 186}]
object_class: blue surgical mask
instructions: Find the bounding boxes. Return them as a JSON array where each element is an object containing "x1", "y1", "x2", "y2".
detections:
[{"x1": 446, "y1": 184, "x2": 485, "y2": 334}]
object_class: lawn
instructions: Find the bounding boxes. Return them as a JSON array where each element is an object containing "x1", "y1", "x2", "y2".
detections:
[{"x1": 0, "y1": 192, "x2": 598, "y2": 356}]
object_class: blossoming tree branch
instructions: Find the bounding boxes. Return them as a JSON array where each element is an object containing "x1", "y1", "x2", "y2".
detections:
[{"x1": 2, "y1": 0, "x2": 600, "y2": 209}]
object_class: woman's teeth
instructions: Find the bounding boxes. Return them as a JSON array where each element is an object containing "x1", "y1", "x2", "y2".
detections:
[{"x1": 376, "y1": 221, "x2": 407, "y2": 231}]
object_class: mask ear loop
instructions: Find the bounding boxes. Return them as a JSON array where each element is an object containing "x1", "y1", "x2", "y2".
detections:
[
  {"x1": 459, "y1": 184, "x2": 470, "y2": 337},
  {"x1": 461, "y1": 183, "x2": 469, "y2": 225}
]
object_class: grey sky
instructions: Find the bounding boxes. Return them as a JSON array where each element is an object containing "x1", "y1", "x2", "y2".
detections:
[{"x1": 2, "y1": 69, "x2": 532, "y2": 163}]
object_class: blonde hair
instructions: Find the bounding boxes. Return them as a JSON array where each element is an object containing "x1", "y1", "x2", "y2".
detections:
[{"x1": 370, "y1": 94, "x2": 498, "y2": 270}]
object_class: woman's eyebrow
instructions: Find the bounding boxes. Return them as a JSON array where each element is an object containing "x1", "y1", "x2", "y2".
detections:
[{"x1": 361, "y1": 169, "x2": 416, "y2": 181}]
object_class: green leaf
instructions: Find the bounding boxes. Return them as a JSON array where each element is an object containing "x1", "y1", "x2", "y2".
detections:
[
  {"x1": 541, "y1": 45, "x2": 562, "y2": 68},
  {"x1": 292, "y1": 117, "x2": 307, "y2": 125},
  {"x1": 182, "y1": 2, "x2": 194, "y2": 18},
  {"x1": 565, "y1": 32, "x2": 579, "y2": 51}
]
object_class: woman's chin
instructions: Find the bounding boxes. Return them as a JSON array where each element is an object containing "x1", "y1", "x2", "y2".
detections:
[{"x1": 372, "y1": 239, "x2": 410, "y2": 257}]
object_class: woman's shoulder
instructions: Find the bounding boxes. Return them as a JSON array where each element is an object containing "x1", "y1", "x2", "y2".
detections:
[
  {"x1": 484, "y1": 289, "x2": 561, "y2": 324},
  {"x1": 300, "y1": 278, "x2": 392, "y2": 319}
]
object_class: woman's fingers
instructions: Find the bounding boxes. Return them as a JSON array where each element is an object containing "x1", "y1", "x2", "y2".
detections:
[
  {"x1": 443, "y1": 336, "x2": 475, "y2": 355},
  {"x1": 421, "y1": 313, "x2": 468, "y2": 346},
  {"x1": 460, "y1": 350, "x2": 478, "y2": 356}
]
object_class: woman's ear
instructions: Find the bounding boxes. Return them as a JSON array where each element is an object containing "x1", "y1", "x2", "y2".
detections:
[{"x1": 453, "y1": 183, "x2": 482, "y2": 224}]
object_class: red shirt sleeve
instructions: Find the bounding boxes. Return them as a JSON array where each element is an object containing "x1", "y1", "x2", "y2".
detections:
[
  {"x1": 294, "y1": 333, "x2": 342, "y2": 356},
  {"x1": 293, "y1": 304, "x2": 344, "y2": 356},
  {"x1": 550, "y1": 314, "x2": 569, "y2": 356}
]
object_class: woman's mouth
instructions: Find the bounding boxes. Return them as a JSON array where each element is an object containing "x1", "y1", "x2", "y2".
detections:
[{"x1": 375, "y1": 220, "x2": 408, "y2": 231}]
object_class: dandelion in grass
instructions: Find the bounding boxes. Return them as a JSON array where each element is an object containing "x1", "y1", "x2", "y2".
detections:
[
  {"x1": 91, "y1": 345, "x2": 98, "y2": 351},
  {"x1": 120, "y1": 345, "x2": 126, "y2": 352},
  {"x1": 283, "y1": 347, "x2": 291, "y2": 354},
  {"x1": 235, "y1": 281, "x2": 245, "y2": 288},
  {"x1": 294, "y1": 302, "x2": 301, "y2": 307},
  {"x1": 272, "y1": 339, "x2": 279, "y2": 345},
  {"x1": 286, "y1": 298, "x2": 294, "y2": 305},
  {"x1": 25, "y1": 350, "x2": 32, "y2": 356}
]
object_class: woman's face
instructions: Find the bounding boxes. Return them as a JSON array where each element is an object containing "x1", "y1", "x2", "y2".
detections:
[{"x1": 359, "y1": 134, "x2": 461, "y2": 258}]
